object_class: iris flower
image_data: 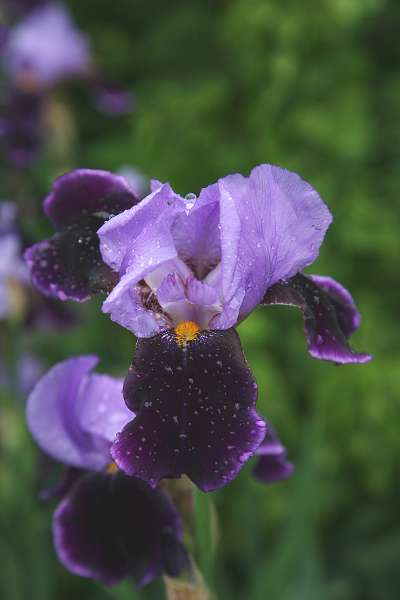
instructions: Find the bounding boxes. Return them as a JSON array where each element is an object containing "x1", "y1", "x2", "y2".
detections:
[
  {"x1": 27, "y1": 355, "x2": 187, "y2": 586},
  {"x1": 26, "y1": 164, "x2": 370, "y2": 492}
]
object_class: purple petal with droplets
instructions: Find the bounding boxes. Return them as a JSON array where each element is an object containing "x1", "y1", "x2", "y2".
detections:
[
  {"x1": 44, "y1": 169, "x2": 138, "y2": 228},
  {"x1": 99, "y1": 185, "x2": 187, "y2": 334},
  {"x1": 262, "y1": 273, "x2": 371, "y2": 364},
  {"x1": 24, "y1": 216, "x2": 118, "y2": 302},
  {"x1": 212, "y1": 164, "x2": 332, "y2": 328},
  {"x1": 53, "y1": 471, "x2": 184, "y2": 586},
  {"x1": 112, "y1": 329, "x2": 266, "y2": 492},
  {"x1": 171, "y1": 183, "x2": 221, "y2": 280}
]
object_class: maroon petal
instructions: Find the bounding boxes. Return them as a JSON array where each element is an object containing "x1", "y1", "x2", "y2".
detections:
[
  {"x1": 112, "y1": 329, "x2": 266, "y2": 492},
  {"x1": 53, "y1": 472, "x2": 184, "y2": 587},
  {"x1": 262, "y1": 273, "x2": 371, "y2": 364},
  {"x1": 44, "y1": 169, "x2": 138, "y2": 229}
]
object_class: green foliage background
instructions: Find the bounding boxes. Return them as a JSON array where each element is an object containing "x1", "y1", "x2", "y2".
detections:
[{"x1": 1, "y1": 0, "x2": 399, "y2": 598}]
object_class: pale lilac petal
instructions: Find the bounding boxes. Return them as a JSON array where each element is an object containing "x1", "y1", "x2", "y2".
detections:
[
  {"x1": 99, "y1": 184, "x2": 185, "y2": 274},
  {"x1": 213, "y1": 164, "x2": 332, "y2": 328},
  {"x1": 157, "y1": 273, "x2": 186, "y2": 304},
  {"x1": 79, "y1": 374, "x2": 132, "y2": 445},
  {"x1": 171, "y1": 184, "x2": 221, "y2": 280},
  {"x1": 27, "y1": 356, "x2": 105, "y2": 470},
  {"x1": 102, "y1": 272, "x2": 172, "y2": 336},
  {"x1": 186, "y1": 277, "x2": 218, "y2": 305},
  {"x1": 27, "y1": 356, "x2": 128, "y2": 470}
]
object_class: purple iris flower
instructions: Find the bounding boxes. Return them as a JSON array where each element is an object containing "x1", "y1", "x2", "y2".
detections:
[
  {"x1": 252, "y1": 425, "x2": 294, "y2": 484},
  {"x1": 26, "y1": 164, "x2": 371, "y2": 493},
  {"x1": 27, "y1": 355, "x2": 187, "y2": 586}
]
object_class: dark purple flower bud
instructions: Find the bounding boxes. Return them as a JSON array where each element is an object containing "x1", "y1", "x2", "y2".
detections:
[
  {"x1": 262, "y1": 273, "x2": 371, "y2": 364},
  {"x1": 112, "y1": 328, "x2": 266, "y2": 492},
  {"x1": 252, "y1": 425, "x2": 294, "y2": 484},
  {"x1": 53, "y1": 471, "x2": 185, "y2": 587},
  {"x1": 25, "y1": 169, "x2": 138, "y2": 302}
]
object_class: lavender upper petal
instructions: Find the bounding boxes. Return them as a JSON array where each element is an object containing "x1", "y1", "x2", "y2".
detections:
[
  {"x1": 171, "y1": 183, "x2": 221, "y2": 280},
  {"x1": 262, "y1": 273, "x2": 371, "y2": 364},
  {"x1": 53, "y1": 471, "x2": 184, "y2": 586},
  {"x1": 44, "y1": 169, "x2": 138, "y2": 228},
  {"x1": 112, "y1": 329, "x2": 266, "y2": 492},
  {"x1": 99, "y1": 185, "x2": 187, "y2": 334},
  {"x1": 99, "y1": 183, "x2": 185, "y2": 273},
  {"x1": 212, "y1": 165, "x2": 332, "y2": 328}
]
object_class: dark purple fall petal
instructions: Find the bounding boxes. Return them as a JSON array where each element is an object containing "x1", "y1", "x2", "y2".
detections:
[
  {"x1": 112, "y1": 328, "x2": 266, "y2": 492},
  {"x1": 24, "y1": 216, "x2": 118, "y2": 301},
  {"x1": 44, "y1": 169, "x2": 138, "y2": 229},
  {"x1": 25, "y1": 169, "x2": 138, "y2": 301},
  {"x1": 262, "y1": 273, "x2": 371, "y2": 364},
  {"x1": 53, "y1": 471, "x2": 184, "y2": 587},
  {"x1": 309, "y1": 275, "x2": 361, "y2": 338},
  {"x1": 252, "y1": 426, "x2": 294, "y2": 484}
]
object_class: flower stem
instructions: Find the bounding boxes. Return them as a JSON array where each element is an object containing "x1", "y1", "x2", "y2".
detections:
[{"x1": 193, "y1": 487, "x2": 215, "y2": 588}]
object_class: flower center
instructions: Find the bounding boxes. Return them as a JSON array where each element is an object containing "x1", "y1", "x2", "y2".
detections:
[
  {"x1": 106, "y1": 462, "x2": 119, "y2": 474},
  {"x1": 174, "y1": 320, "x2": 201, "y2": 347}
]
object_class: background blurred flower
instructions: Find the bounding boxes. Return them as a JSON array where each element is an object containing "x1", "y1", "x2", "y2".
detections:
[{"x1": 3, "y1": 3, "x2": 91, "y2": 91}]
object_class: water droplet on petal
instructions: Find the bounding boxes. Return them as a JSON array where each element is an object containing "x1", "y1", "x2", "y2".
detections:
[{"x1": 184, "y1": 192, "x2": 196, "y2": 211}]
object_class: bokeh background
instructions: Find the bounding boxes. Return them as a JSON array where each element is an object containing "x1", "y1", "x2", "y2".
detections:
[{"x1": 1, "y1": 0, "x2": 399, "y2": 598}]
